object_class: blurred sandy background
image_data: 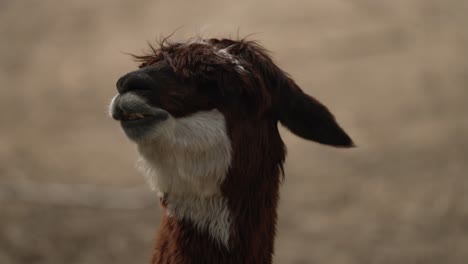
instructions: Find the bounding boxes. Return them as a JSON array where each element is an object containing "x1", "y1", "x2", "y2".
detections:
[{"x1": 1, "y1": 0, "x2": 468, "y2": 263}]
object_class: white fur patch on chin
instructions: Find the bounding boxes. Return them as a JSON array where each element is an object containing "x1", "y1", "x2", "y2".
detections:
[{"x1": 136, "y1": 109, "x2": 232, "y2": 247}]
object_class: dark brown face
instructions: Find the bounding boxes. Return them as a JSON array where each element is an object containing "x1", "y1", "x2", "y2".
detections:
[
  {"x1": 119, "y1": 61, "x2": 219, "y2": 116},
  {"x1": 110, "y1": 38, "x2": 353, "y2": 147},
  {"x1": 110, "y1": 60, "x2": 222, "y2": 140},
  {"x1": 109, "y1": 42, "x2": 268, "y2": 141}
]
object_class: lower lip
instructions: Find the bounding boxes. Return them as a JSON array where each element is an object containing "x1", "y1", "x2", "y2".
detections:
[
  {"x1": 121, "y1": 117, "x2": 155, "y2": 127},
  {"x1": 121, "y1": 117, "x2": 152, "y2": 125},
  {"x1": 120, "y1": 113, "x2": 169, "y2": 128}
]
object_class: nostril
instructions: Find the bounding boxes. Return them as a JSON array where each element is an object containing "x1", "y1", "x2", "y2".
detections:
[{"x1": 116, "y1": 73, "x2": 152, "y2": 94}]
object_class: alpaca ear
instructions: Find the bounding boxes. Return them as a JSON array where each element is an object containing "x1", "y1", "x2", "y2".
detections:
[{"x1": 278, "y1": 82, "x2": 354, "y2": 147}]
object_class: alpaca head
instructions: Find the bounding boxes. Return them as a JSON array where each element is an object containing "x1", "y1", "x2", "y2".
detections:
[
  {"x1": 110, "y1": 38, "x2": 352, "y2": 145},
  {"x1": 109, "y1": 38, "x2": 353, "y2": 250}
]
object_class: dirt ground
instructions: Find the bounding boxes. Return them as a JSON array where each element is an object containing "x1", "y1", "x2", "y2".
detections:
[{"x1": 1, "y1": 0, "x2": 468, "y2": 263}]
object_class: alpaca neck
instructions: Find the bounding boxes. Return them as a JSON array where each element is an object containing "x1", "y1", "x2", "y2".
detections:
[
  {"x1": 151, "y1": 118, "x2": 286, "y2": 264},
  {"x1": 151, "y1": 170, "x2": 282, "y2": 264}
]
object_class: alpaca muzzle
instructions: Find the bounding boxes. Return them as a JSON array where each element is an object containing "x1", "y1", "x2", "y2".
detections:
[{"x1": 109, "y1": 92, "x2": 169, "y2": 140}]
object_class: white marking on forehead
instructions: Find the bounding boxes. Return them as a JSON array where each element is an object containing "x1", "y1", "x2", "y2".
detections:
[
  {"x1": 178, "y1": 40, "x2": 245, "y2": 72},
  {"x1": 136, "y1": 109, "x2": 232, "y2": 247},
  {"x1": 215, "y1": 47, "x2": 245, "y2": 72}
]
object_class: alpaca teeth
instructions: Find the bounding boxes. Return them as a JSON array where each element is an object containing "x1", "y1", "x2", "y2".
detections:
[{"x1": 123, "y1": 113, "x2": 145, "y2": 120}]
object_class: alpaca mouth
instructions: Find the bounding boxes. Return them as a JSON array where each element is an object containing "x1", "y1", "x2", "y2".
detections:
[
  {"x1": 117, "y1": 110, "x2": 168, "y2": 127},
  {"x1": 120, "y1": 112, "x2": 146, "y2": 121},
  {"x1": 119, "y1": 112, "x2": 157, "y2": 122},
  {"x1": 110, "y1": 93, "x2": 170, "y2": 140}
]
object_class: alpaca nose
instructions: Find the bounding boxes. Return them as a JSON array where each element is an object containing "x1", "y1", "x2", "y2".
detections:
[{"x1": 116, "y1": 73, "x2": 153, "y2": 94}]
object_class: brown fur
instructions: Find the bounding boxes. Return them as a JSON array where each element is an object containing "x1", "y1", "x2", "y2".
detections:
[
  {"x1": 151, "y1": 117, "x2": 284, "y2": 264},
  {"x1": 117, "y1": 37, "x2": 353, "y2": 264}
]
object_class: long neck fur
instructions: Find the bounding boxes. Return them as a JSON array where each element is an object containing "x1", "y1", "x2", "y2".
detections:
[{"x1": 151, "y1": 117, "x2": 286, "y2": 264}]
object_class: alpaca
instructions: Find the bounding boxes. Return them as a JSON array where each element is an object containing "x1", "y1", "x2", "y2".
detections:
[{"x1": 109, "y1": 38, "x2": 353, "y2": 264}]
